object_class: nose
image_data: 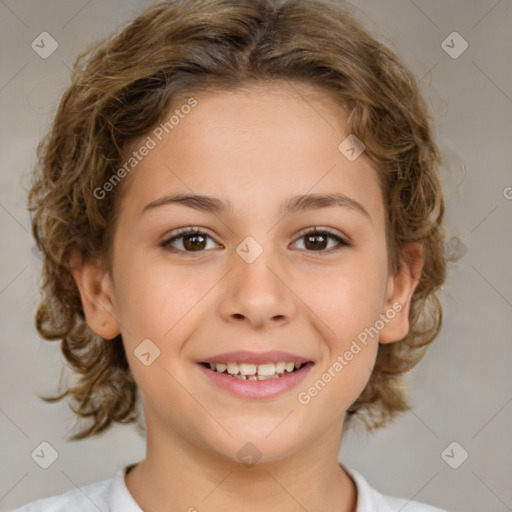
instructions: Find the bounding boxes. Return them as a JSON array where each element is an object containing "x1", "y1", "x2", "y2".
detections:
[{"x1": 217, "y1": 245, "x2": 296, "y2": 329}]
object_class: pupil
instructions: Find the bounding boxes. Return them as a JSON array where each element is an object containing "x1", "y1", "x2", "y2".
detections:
[
  {"x1": 305, "y1": 234, "x2": 326, "y2": 250},
  {"x1": 184, "y1": 234, "x2": 206, "y2": 251}
]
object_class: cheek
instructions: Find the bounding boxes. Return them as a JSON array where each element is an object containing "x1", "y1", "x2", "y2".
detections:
[
  {"x1": 324, "y1": 346, "x2": 378, "y2": 416},
  {"x1": 294, "y1": 251, "x2": 385, "y2": 404},
  {"x1": 302, "y1": 254, "x2": 387, "y2": 340},
  {"x1": 114, "y1": 255, "x2": 217, "y2": 343},
  {"x1": 296, "y1": 329, "x2": 378, "y2": 420}
]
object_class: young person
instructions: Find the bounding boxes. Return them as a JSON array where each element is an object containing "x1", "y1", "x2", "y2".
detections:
[{"x1": 13, "y1": 0, "x2": 451, "y2": 510}]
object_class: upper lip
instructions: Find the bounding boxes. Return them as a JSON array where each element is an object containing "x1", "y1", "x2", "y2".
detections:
[{"x1": 199, "y1": 350, "x2": 313, "y2": 366}]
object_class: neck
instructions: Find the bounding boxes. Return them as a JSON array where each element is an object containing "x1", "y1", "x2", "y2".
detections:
[{"x1": 125, "y1": 409, "x2": 357, "y2": 512}]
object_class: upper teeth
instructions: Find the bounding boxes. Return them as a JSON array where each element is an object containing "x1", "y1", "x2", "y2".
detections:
[{"x1": 209, "y1": 361, "x2": 302, "y2": 376}]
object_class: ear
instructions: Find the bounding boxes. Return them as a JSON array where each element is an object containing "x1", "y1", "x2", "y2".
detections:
[
  {"x1": 69, "y1": 249, "x2": 121, "y2": 340},
  {"x1": 378, "y1": 242, "x2": 424, "y2": 344}
]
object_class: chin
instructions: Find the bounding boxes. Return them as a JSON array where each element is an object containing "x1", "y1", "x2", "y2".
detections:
[{"x1": 208, "y1": 426, "x2": 304, "y2": 466}]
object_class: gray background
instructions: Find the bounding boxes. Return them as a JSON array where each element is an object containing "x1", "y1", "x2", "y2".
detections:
[{"x1": 1, "y1": 1, "x2": 511, "y2": 511}]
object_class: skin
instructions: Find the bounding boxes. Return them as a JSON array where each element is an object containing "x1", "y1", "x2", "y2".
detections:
[{"x1": 71, "y1": 81, "x2": 423, "y2": 512}]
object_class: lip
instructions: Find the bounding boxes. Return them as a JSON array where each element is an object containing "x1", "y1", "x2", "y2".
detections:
[
  {"x1": 197, "y1": 361, "x2": 314, "y2": 400},
  {"x1": 199, "y1": 349, "x2": 313, "y2": 366}
]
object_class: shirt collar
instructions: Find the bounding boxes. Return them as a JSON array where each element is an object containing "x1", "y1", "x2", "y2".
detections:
[
  {"x1": 108, "y1": 463, "x2": 143, "y2": 511},
  {"x1": 341, "y1": 463, "x2": 396, "y2": 512},
  {"x1": 109, "y1": 461, "x2": 392, "y2": 512}
]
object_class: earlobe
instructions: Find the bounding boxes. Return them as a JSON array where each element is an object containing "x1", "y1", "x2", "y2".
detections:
[
  {"x1": 70, "y1": 249, "x2": 121, "y2": 340},
  {"x1": 378, "y1": 243, "x2": 424, "y2": 344}
]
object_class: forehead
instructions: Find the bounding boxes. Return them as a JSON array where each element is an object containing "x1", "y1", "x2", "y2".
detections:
[{"x1": 117, "y1": 81, "x2": 384, "y2": 226}]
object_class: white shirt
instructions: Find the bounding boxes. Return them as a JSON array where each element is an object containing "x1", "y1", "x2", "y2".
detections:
[{"x1": 9, "y1": 463, "x2": 450, "y2": 512}]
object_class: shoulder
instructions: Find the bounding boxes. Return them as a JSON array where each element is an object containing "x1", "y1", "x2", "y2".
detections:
[
  {"x1": 343, "y1": 465, "x2": 451, "y2": 512},
  {"x1": 8, "y1": 475, "x2": 113, "y2": 512}
]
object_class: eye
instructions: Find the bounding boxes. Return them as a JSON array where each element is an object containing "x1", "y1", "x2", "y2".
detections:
[
  {"x1": 160, "y1": 226, "x2": 350, "y2": 255},
  {"x1": 161, "y1": 227, "x2": 220, "y2": 253},
  {"x1": 291, "y1": 227, "x2": 350, "y2": 254}
]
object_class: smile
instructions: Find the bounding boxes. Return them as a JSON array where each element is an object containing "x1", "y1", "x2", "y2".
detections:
[
  {"x1": 200, "y1": 361, "x2": 305, "y2": 380},
  {"x1": 198, "y1": 361, "x2": 314, "y2": 400}
]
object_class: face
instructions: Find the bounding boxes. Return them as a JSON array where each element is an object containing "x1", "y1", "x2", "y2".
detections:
[{"x1": 75, "y1": 81, "x2": 421, "y2": 465}]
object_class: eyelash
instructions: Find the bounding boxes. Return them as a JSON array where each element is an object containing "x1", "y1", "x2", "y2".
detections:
[{"x1": 160, "y1": 226, "x2": 350, "y2": 255}]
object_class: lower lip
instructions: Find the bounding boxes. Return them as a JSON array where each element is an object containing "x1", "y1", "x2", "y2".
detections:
[{"x1": 197, "y1": 362, "x2": 314, "y2": 400}]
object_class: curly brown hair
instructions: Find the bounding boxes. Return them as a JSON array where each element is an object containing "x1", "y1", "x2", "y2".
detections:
[{"x1": 27, "y1": 0, "x2": 452, "y2": 441}]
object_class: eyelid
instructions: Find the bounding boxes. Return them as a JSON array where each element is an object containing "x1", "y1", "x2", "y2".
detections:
[
  {"x1": 292, "y1": 226, "x2": 348, "y2": 244},
  {"x1": 161, "y1": 226, "x2": 222, "y2": 245}
]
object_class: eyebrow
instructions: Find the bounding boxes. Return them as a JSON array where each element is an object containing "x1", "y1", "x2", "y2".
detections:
[{"x1": 142, "y1": 192, "x2": 371, "y2": 221}]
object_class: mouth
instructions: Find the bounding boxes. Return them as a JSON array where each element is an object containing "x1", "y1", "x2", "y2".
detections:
[
  {"x1": 197, "y1": 350, "x2": 314, "y2": 400},
  {"x1": 198, "y1": 360, "x2": 309, "y2": 380}
]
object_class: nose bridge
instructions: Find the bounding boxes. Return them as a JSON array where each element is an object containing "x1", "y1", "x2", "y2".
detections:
[
  {"x1": 219, "y1": 234, "x2": 294, "y2": 326},
  {"x1": 234, "y1": 234, "x2": 283, "y2": 296}
]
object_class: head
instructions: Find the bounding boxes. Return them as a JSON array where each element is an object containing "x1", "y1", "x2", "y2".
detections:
[{"x1": 29, "y1": 0, "x2": 448, "y2": 459}]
